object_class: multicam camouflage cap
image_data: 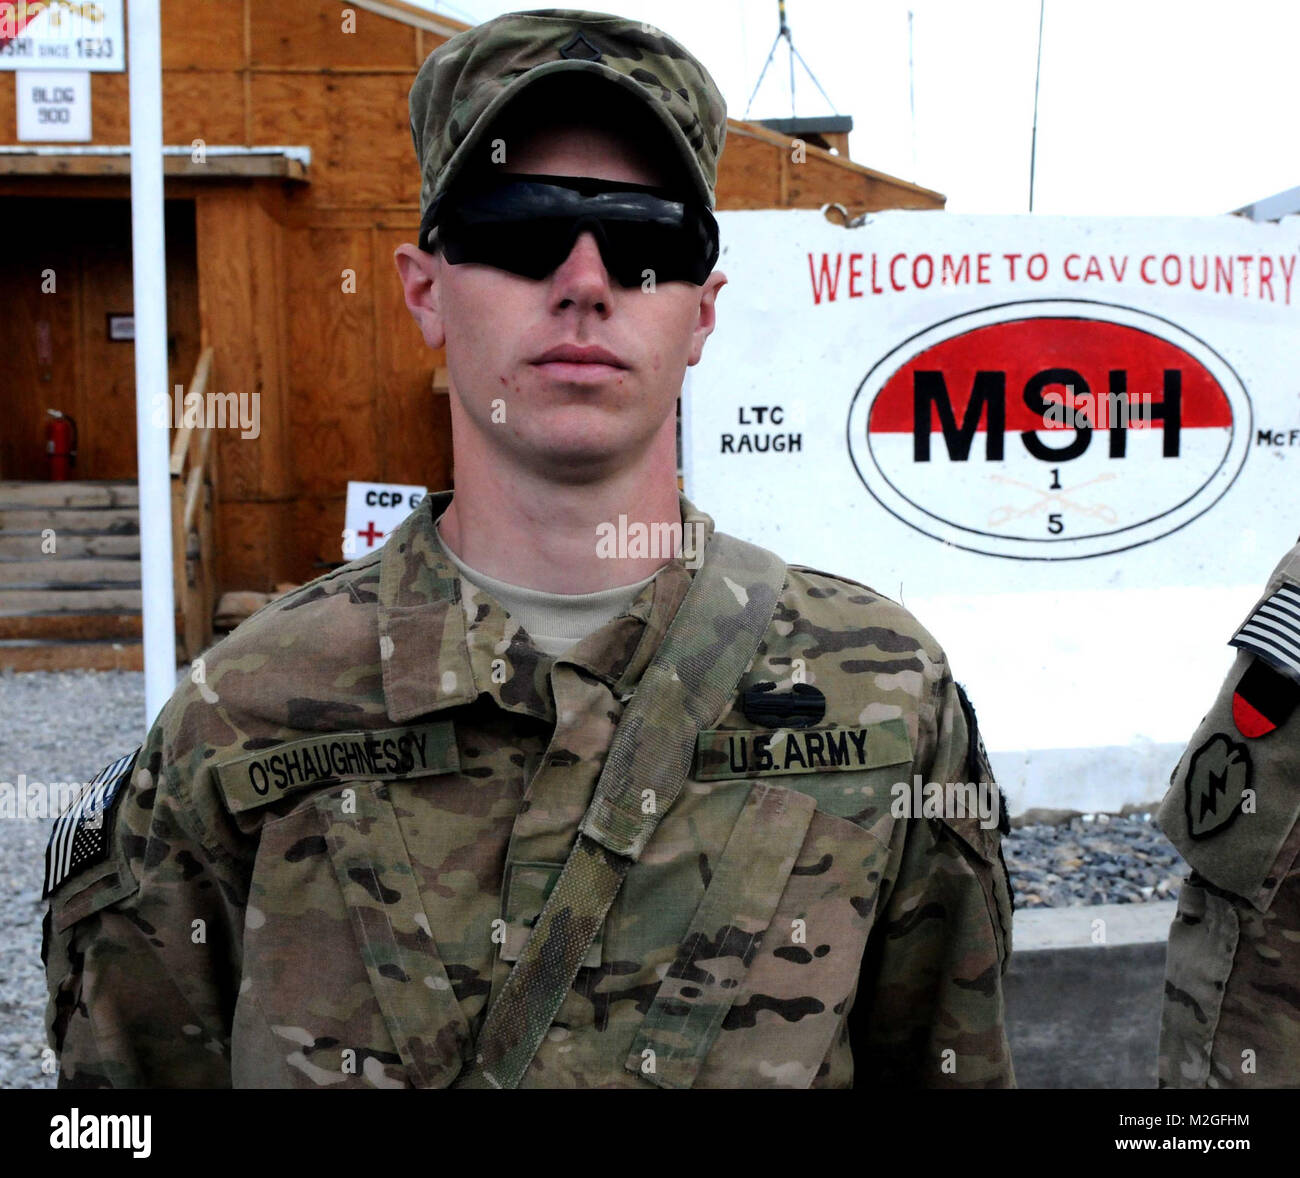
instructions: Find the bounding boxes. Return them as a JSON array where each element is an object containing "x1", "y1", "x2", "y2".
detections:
[{"x1": 408, "y1": 7, "x2": 729, "y2": 227}]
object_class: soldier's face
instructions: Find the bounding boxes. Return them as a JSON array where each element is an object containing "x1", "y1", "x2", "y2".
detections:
[{"x1": 396, "y1": 122, "x2": 727, "y2": 481}]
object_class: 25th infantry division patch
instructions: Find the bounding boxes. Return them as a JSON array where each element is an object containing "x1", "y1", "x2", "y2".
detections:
[{"x1": 42, "y1": 747, "x2": 140, "y2": 899}]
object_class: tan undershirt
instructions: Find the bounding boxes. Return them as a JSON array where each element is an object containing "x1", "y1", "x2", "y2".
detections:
[{"x1": 436, "y1": 525, "x2": 658, "y2": 657}]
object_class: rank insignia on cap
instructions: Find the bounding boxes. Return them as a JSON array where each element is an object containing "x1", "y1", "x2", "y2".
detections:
[
  {"x1": 1230, "y1": 581, "x2": 1300, "y2": 687},
  {"x1": 42, "y1": 747, "x2": 139, "y2": 899},
  {"x1": 559, "y1": 31, "x2": 602, "y2": 61},
  {"x1": 1231, "y1": 657, "x2": 1299, "y2": 738},
  {"x1": 1184, "y1": 733, "x2": 1252, "y2": 840}
]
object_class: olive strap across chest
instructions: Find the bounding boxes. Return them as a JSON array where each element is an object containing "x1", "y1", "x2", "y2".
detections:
[{"x1": 459, "y1": 532, "x2": 787, "y2": 1089}]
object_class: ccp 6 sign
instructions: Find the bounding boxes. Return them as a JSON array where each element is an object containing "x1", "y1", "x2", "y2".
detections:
[{"x1": 846, "y1": 299, "x2": 1252, "y2": 560}]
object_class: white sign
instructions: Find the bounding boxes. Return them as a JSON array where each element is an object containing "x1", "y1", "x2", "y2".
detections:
[
  {"x1": 343, "y1": 481, "x2": 427, "y2": 560},
  {"x1": 687, "y1": 211, "x2": 1300, "y2": 816},
  {"x1": 16, "y1": 68, "x2": 87, "y2": 140},
  {"x1": 0, "y1": 1, "x2": 125, "y2": 71}
]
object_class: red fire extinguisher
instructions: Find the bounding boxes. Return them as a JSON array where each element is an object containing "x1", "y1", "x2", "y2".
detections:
[{"x1": 45, "y1": 409, "x2": 78, "y2": 481}]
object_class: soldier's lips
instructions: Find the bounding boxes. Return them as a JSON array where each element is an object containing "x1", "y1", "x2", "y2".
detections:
[{"x1": 532, "y1": 360, "x2": 626, "y2": 383}]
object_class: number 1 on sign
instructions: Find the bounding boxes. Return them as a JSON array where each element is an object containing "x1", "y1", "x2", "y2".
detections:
[{"x1": 1049, "y1": 468, "x2": 1061, "y2": 490}]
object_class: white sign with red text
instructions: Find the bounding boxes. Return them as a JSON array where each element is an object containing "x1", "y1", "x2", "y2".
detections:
[
  {"x1": 343, "y1": 482, "x2": 427, "y2": 560},
  {"x1": 686, "y1": 211, "x2": 1300, "y2": 814},
  {"x1": 0, "y1": 0, "x2": 124, "y2": 71}
]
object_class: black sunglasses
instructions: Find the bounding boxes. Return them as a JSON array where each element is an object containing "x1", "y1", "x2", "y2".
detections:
[{"x1": 421, "y1": 173, "x2": 720, "y2": 287}]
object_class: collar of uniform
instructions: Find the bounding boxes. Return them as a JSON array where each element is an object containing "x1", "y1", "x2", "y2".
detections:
[
  {"x1": 377, "y1": 491, "x2": 477, "y2": 722},
  {"x1": 377, "y1": 490, "x2": 717, "y2": 723},
  {"x1": 563, "y1": 493, "x2": 715, "y2": 698}
]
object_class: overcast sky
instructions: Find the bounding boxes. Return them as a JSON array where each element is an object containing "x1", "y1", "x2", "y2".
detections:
[{"x1": 408, "y1": 0, "x2": 1297, "y2": 215}]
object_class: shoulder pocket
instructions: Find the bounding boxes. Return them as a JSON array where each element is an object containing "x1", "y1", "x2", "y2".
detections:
[{"x1": 50, "y1": 859, "x2": 140, "y2": 935}]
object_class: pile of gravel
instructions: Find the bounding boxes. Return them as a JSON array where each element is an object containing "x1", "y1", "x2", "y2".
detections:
[
  {"x1": 1004, "y1": 813, "x2": 1188, "y2": 908},
  {"x1": 0, "y1": 668, "x2": 162, "y2": 1091},
  {"x1": 0, "y1": 668, "x2": 1190, "y2": 1089}
]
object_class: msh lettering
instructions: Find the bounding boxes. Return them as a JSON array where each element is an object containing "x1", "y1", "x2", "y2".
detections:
[
  {"x1": 212, "y1": 721, "x2": 459, "y2": 814},
  {"x1": 693, "y1": 719, "x2": 911, "y2": 781}
]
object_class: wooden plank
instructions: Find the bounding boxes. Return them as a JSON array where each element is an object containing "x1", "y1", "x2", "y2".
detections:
[
  {"x1": 249, "y1": 72, "x2": 418, "y2": 209},
  {"x1": 0, "y1": 560, "x2": 142, "y2": 587},
  {"x1": 161, "y1": 0, "x2": 246, "y2": 71},
  {"x1": 714, "y1": 133, "x2": 782, "y2": 211},
  {"x1": 0, "y1": 153, "x2": 306, "y2": 181},
  {"x1": 249, "y1": 0, "x2": 418, "y2": 69},
  {"x1": 285, "y1": 495, "x2": 350, "y2": 582},
  {"x1": 0, "y1": 642, "x2": 145, "y2": 672},
  {"x1": 0, "y1": 508, "x2": 138, "y2": 533},
  {"x1": 0, "y1": 588, "x2": 143, "y2": 615},
  {"x1": 0, "y1": 534, "x2": 140, "y2": 558},
  {"x1": 0, "y1": 482, "x2": 139, "y2": 508},
  {"x1": 285, "y1": 224, "x2": 379, "y2": 493},
  {"x1": 195, "y1": 193, "x2": 289, "y2": 506},
  {"x1": 78, "y1": 230, "x2": 141, "y2": 480},
  {"x1": 213, "y1": 499, "x2": 285, "y2": 595},
  {"x1": 0, "y1": 615, "x2": 143, "y2": 641}
]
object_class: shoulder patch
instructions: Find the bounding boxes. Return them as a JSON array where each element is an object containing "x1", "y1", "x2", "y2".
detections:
[
  {"x1": 955, "y1": 682, "x2": 1008, "y2": 836},
  {"x1": 43, "y1": 747, "x2": 139, "y2": 900},
  {"x1": 1231, "y1": 580, "x2": 1300, "y2": 686}
]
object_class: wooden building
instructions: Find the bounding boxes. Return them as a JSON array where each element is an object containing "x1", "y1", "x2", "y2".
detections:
[{"x1": 0, "y1": 0, "x2": 943, "y2": 664}]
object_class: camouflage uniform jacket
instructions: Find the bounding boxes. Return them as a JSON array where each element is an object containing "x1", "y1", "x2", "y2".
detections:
[
  {"x1": 43, "y1": 492, "x2": 1015, "y2": 1089},
  {"x1": 1157, "y1": 540, "x2": 1300, "y2": 1087}
]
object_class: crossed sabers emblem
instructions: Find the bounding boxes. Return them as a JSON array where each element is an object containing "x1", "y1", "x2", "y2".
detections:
[{"x1": 987, "y1": 472, "x2": 1119, "y2": 529}]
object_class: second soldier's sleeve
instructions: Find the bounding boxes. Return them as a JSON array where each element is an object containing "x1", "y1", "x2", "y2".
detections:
[
  {"x1": 846, "y1": 666, "x2": 1015, "y2": 1088},
  {"x1": 42, "y1": 707, "x2": 247, "y2": 1088}
]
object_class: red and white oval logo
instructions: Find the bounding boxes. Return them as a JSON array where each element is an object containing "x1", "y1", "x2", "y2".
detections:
[{"x1": 846, "y1": 300, "x2": 1252, "y2": 559}]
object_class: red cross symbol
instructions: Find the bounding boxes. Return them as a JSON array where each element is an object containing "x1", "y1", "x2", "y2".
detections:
[{"x1": 358, "y1": 521, "x2": 384, "y2": 548}]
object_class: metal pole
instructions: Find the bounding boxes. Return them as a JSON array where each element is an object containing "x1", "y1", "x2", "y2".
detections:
[
  {"x1": 1029, "y1": 0, "x2": 1045, "y2": 212},
  {"x1": 127, "y1": 0, "x2": 177, "y2": 726},
  {"x1": 908, "y1": 9, "x2": 917, "y2": 171}
]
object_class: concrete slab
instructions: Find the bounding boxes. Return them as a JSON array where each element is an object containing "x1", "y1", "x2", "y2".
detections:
[{"x1": 1004, "y1": 902, "x2": 1176, "y2": 1089}]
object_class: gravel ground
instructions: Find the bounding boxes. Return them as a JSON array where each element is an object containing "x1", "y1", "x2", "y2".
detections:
[
  {"x1": 0, "y1": 667, "x2": 1188, "y2": 1089},
  {"x1": 0, "y1": 668, "x2": 170, "y2": 1091},
  {"x1": 1004, "y1": 813, "x2": 1187, "y2": 909}
]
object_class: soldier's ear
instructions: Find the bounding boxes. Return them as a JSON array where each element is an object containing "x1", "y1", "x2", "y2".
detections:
[
  {"x1": 686, "y1": 270, "x2": 726, "y2": 368},
  {"x1": 394, "y1": 243, "x2": 447, "y2": 351}
]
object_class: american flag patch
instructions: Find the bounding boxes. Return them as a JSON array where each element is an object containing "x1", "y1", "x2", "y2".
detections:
[
  {"x1": 42, "y1": 747, "x2": 140, "y2": 900},
  {"x1": 1231, "y1": 582, "x2": 1300, "y2": 685}
]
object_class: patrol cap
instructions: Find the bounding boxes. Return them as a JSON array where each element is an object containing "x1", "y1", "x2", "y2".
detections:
[{"x1": 408, "y1": 7, "x2": 729, "y2": 226}]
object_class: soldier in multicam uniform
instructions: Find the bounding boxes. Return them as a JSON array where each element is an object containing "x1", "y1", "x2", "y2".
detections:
[
  {"x1": 1158, "y1": 537, "x2": 1300, "y2": 1088},
  {"x1": 42, "y1": 8, "x2": 1015, "y2": 1089}
]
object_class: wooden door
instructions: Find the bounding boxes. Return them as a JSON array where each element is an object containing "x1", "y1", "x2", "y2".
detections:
[{"x1": 0, "y1": 195, "x2": 200, "y2": 480}]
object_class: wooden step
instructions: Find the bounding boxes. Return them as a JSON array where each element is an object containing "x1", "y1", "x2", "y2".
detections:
[
  {"x1": 0, "y1": 614, "x2": 145, "y2": 641},
  {"x1": 0, "y1": 559, "x2": 142, "y2": 587},
  {"x1": 0, "y1": 587, "x2": 143, "y2": 615},
  {"x1": 0, "y1": 508, "x2": 139, "y2": 534},
  {"x1": 0, "y1": 481, "x2": 139, "y2": 509},
  {"x1": 0, "y1": 640, "x2": 144, "y2": 671},
  {"x1": 0, "y1": 534, "x2": 141, "y2": 559}
]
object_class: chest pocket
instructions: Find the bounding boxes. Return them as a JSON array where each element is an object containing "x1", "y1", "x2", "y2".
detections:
[
  {"x1": 625, "y1": 780, "x2": 889, "y2": 1089},
  {"x1": 235, "y1": 780, "x2": 470, "y2": 1089}
]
